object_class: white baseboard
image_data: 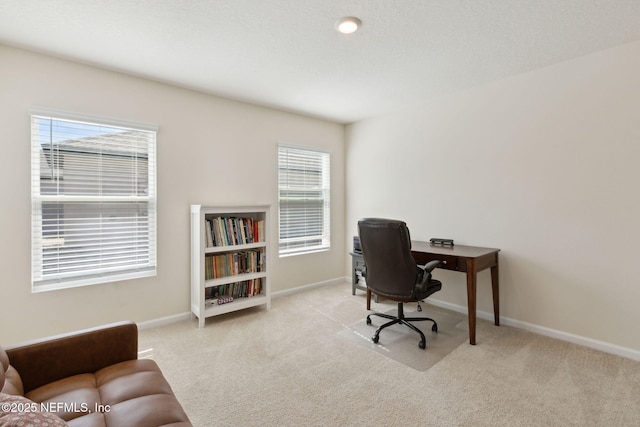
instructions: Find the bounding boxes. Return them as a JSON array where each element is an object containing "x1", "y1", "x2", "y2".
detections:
[
  {"x1": 137, "y1": 312, "x2": 191, "y2": 330},
  {"x1": 271, "y1": 277, "x2": 344, "y2": 298},
  {"x1": 426, "y1": 297, "x2": 640, "y2": 362}
]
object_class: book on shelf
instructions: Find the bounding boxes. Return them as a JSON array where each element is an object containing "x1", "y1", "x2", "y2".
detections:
[
  {"x1": 204, "y1": 249, "x2": 265, "y2": 280},
  {"x1": 205, "y1": 296, "x2": 234, "y2": 307},
  {"x1": 205, "y1": 278, "x2": 263, "y2": 300},
  {"x1": 205, "y1": 216, "x2": 266, "y2": 247},
  {"x1": 205, "y1": 220, "x2": 214, "y2": 247}
]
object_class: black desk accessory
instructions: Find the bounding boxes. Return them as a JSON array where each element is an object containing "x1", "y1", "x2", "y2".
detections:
[{"x1": 430, "y1": 238, "x2": 454, "y2": 246}]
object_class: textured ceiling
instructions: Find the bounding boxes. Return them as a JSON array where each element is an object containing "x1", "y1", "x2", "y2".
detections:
[{"x1": 1, "y1": 0, "x2": 640, "y2": 123}]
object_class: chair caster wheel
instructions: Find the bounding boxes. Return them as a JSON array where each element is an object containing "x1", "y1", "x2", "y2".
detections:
[
  {"x1": 419, "y1": 341, "x2": 426, "y2": 349},
  {"x1": 366, "y1": 317, "x2": 372, "y2": 325},
  {"x1": 372, "y1": 335, "x2": 379, "y2": 344},
  {"x1": 432, "y1": 324, "x2": 438, "y2": 333}
]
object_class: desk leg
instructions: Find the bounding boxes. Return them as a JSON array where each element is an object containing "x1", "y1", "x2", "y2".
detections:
[
  {"x1": 491, "y1": 256, "x2": 500, "y2": 326},
  {"x1": 466, "y1": 259, "x2": 477, "y2": 345}
]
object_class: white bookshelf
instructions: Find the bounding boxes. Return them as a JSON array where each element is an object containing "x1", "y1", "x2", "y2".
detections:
[{"x1": 190, "y1": 205, "x2": 271, "y2": 328}]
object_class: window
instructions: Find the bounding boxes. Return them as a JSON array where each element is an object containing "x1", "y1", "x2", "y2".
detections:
[
  {"x1": 31, "y1": 111, "x2": 157, "y2": 292},
  {"x1": 278, "y1": 145, "x2": 330, "y2": 256}
]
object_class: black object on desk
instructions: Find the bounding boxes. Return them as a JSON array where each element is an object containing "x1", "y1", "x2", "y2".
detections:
[{"x1": 430, "y1": 238, "x2": 454, "y2": 246}]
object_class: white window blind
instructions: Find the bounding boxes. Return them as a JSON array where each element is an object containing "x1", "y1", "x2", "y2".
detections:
[
  {"x1": 31, "y1": 112, "x2": 157, "y2": 292},
  {"x1": 278, "y1": 145, "x2": 330, "y2": 256}
]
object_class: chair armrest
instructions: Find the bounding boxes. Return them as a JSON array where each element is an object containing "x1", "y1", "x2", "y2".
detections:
[
  {"x1": 420, "y1": 260, "x2": 443, "y2": 273},
  {"x1": 4, "y1": 321, "x2": 138, "y2": 393},
  {"x1": 416, "y1": 260, "x2": 443, "y2": 289}
]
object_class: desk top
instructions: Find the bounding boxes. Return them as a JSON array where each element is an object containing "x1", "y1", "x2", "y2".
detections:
[{"x1": 411, "y1": 240, "x2": 500, "y2": 258}]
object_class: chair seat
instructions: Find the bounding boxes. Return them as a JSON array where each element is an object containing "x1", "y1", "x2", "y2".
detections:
[{"x1": 415, "y1": 278, "x2": 442, "y2": 300}]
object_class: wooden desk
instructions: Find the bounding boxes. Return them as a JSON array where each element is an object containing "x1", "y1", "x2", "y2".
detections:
[
  {"x1": 412, "y1": 241, "x2": 500, "y2": 345},
  {"x1": 366, "y1": 241, "x2": 500, "y2": 345}
]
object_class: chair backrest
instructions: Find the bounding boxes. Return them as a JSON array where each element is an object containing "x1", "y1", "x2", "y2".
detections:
[{"x1": 357, "y1": 218, "x2": 418, "y2": 300}]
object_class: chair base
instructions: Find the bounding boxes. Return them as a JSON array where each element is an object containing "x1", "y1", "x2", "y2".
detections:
[{"x1": 366, "y1": 302, "x2": 437, "y2": 349}]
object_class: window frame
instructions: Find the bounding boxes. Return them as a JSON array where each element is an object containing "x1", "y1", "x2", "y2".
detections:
[
  {"x1": 30, "y1": 108, "x2": 158, "y2": 292},
  {"x1": 277, "y1": 144, "x2": 331, "y2": 257}
]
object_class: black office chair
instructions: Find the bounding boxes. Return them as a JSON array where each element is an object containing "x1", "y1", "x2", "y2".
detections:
[{"x1": 358, "y1": 218, "x2": 443, "y2": 349}]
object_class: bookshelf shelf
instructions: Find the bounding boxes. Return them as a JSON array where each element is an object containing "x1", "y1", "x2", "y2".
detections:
[
  {"x1": 204, "y1": 241, "x2": 265, "y2": 253},
  {"x1": 190, "y1": 205, "x2": 271, "y2": 328},
  {"x1": 204, "y1": 271, "x2": 267, "y2": 287}
]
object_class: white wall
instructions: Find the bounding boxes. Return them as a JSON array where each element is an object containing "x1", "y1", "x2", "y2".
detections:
[
  {"x1": 0, "y1": 45, "x2": 345, "y2": 345},
  {"x1": 346, "y1": 40, "x2": 640, "y2": 353}
]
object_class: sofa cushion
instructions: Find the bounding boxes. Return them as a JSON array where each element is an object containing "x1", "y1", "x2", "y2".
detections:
[
  {"x1": 0, "y1": 347, "x2": 24, "y2": 396},
  {"x1": 26, "y1": 359, "x2": 190, "y2": 427},
  {"x1": 0, "y1": 393, "x2": 68, "y2": 426}
]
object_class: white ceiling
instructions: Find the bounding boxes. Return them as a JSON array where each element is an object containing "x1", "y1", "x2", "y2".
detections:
[{"x1": 1, "y1": 0, "x2": 640, "y2": 124}]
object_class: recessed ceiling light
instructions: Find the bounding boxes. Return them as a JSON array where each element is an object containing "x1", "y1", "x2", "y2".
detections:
[{"x1": 335, "y1": 17, "x2": 362, "y2": 34}]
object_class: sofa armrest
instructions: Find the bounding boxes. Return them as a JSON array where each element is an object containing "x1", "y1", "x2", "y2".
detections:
[{"x1": 4, "y1": 321, "x2": 138, "y2": 393}]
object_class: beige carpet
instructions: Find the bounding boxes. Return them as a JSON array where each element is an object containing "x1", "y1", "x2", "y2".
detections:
[
  {"x1": 338, "y1": 304, "x2": 469, "y2": 371},
  {"x1": 139, "y1": 282, "x2": 640, "y2": 427}
]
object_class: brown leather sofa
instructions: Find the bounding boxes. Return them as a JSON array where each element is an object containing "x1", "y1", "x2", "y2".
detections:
[{"x1": 1, "y1": 321, "x2": 191, "y2": 426}]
